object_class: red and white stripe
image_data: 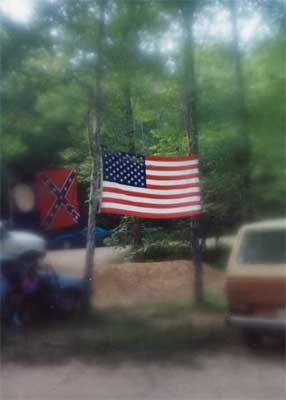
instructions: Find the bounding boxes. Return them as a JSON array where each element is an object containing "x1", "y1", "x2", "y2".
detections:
[{"x1": 100, "y1": 155, "x2": 202, "y2": 219}]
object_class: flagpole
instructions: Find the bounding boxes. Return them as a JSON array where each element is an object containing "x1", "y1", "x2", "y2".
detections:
[
  {"x1": 83, "y1": 162, "x2": 99, "y2": 311},
  {"x1": 83, "y1": 0, "x2": 105, "y2": 312}
]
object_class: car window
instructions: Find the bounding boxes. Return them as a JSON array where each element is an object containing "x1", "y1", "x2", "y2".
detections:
[{"x1": 237, "y1": 229, "x2": 286, "y2": 265}]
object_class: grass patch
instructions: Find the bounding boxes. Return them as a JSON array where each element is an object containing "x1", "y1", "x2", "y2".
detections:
[
  {"x1": 122, "y1": 239, "x2": 230, "y2": 269},
  {"x1": 198, "y1": 291, "x2": 228, "y2": 313},
  {"x1": 139, "y1": 299, "x2": 195, "y2": 318},
  {"x1": 2, "y1": 298, "x2": 233, "y2": 365},
  {"x1": 131, "y1": 241, "x2": 191, "y2": 262}
]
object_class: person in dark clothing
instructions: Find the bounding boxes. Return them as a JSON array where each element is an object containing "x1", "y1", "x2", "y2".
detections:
[
  {"x1": 1, "y1": 259, "x2": 25, "y2": 328},
  {"x1": 21, "y1": 264, "x2": 42, "y2": 323}
]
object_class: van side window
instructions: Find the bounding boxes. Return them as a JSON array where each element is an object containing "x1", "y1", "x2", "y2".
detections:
[{"x1": 237, "y1": 229, "x2": 286, "y2": 265}]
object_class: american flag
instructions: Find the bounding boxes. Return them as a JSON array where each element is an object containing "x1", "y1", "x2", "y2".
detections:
[{"x1": 100, "y1": 149, "x2": 202, "y2": 219}]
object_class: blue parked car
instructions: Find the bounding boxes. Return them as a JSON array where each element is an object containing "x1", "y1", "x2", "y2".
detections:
[
  {"x1": 0, "y1": 256, "x2": 84, "y2": 324},
  {"x1": 49, "y1": 226, "x2": 114, "y2": 249}
]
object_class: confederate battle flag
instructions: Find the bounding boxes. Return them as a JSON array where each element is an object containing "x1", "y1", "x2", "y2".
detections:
[{"x1": 35, "y1": 168, "x2": 80, "y2": 230}]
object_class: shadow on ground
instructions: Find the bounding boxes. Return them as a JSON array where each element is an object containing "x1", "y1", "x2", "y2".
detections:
[
  {"x1": 1, "y1": 303, "x2": 232, "y2": 365},
  {"x1": 2, "y1": 302, "x2": 284, "y2": 366}
]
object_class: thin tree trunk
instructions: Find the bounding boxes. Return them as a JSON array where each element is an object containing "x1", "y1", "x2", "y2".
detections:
[
  {"x1": 124, "y1": 84, "x2": 142, "y2": 248},
  {"x1": 182, "y1": 12, "x2": 199, "y2": 155},
  {"x1": 229, "y1": 0, "x2": 251, "y2": 221},
  {"x1": 125, "y1": 84, "x2": 135, "y2": 153},
  {"x1": 83, "y1": 0, "x2": 105, "y2": 312},
  {"x1": 181, "y1": 3, "x2": 203, "y2": 305},
  {"x1": 229, "y1": 0, "x2": 247, "y2": 123}
]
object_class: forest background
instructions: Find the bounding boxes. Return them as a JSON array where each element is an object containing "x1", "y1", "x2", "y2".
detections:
[{"x1": 1, "y1": 0, "x2": 285, "y2": 258}]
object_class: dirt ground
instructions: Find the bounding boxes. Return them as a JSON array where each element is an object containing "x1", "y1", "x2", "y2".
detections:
[
  {"x1": 93, "y1": 260, "x2": 224, "y2": 308},
  {"x1": 46, "y1": 248, "x2": 225, "y2": 308}
]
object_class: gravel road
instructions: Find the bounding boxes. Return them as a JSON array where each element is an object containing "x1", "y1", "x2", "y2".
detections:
[{"x1": 1, "y1": 347, "x2": 285, "y2": 400}]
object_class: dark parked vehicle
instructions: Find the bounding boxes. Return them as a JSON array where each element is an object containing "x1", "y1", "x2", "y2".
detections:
[{"x1": 49, "y1": 226, "x2": 114, "y2": 249}]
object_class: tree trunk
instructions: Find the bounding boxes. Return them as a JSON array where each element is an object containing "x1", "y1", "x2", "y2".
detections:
[
  {"x1": 181, "y1": 4, "x2": 203, "y2": 305},
  {"x1": 124, "y1": 84, "x2": 142, "y2": 248},
  {"x1": 229, "y1": 0, "x2": 251, "y2": 221},
  {"x1": 125, "y1": 84, "x2": 136, "y2": 153},
  {"x1": 83, "y1": 0, "x2": 105, "y2": 312}
]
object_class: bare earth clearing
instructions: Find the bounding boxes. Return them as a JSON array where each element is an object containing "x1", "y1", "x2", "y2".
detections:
[
  {"x1": 46, "y1": 248, "x2": 225, "y2": 308},
  {"x1": 1, "y1": 249, "x2": 285, "y2": 400}
]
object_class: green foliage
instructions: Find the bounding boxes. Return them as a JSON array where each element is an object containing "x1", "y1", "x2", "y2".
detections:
[
  {"x1": 134, "y1": 223, "x2": 191, "y2": 261},
  {"x1": 203, "y1": 244, "x2": 230, "y2": 270},
  {"x1": 107, "y1": 219, "x2": 192, "y2": 261},
  {"x1": 131, "y1": 242, "x2": 191, "y2": 262},
  {"x1": 1, "y1": 1, "x2": 285, "y2": 230}
]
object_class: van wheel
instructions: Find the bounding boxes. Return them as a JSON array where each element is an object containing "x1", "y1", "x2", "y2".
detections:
[{"x1": 242, "y1": 329, "x2": 263, "y2": 349}]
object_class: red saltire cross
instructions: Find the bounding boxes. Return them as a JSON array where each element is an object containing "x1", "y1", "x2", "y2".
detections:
[{"x1": 36, "y1": 169, "x2": 80, "y2": 230}]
